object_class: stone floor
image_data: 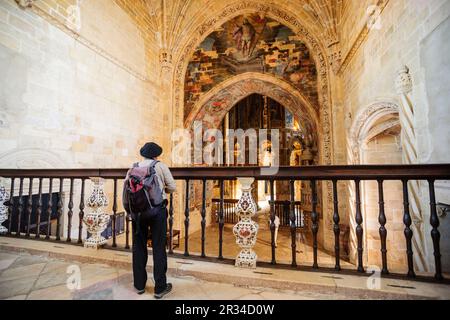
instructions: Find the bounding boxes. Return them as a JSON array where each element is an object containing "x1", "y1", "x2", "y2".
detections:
[
  {"x1": 0, "y1": 250, "x2": 354, "y2": 300},
  {"x1": 1, "y1": 237, "x2": 449, "y2": 300}
]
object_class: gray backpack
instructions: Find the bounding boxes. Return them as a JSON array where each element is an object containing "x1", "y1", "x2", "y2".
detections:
[{"x1": 124, "y1": 161, "x2": 164, "y2": 218}]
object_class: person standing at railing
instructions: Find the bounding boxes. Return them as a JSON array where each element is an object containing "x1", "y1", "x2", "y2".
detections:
[{"x1": 123, "y1": 142, "x2": 176, "y2": 299}]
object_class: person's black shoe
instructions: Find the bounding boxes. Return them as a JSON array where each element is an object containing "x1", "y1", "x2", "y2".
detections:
[
  {"x1": 154, "y1": 283, "x2": 172, "y2": 299},
  {"x1": 135, "y1": 287, "x2": 145, "y2": 295}
]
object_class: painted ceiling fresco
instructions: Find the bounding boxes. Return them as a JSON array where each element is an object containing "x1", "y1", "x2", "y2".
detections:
[{"x1": 184, "y1": 14, "x2": 319, "y2": 121}]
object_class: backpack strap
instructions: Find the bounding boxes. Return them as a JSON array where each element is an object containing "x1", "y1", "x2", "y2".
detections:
[
  {"x1": 150, "y1": 160, "x2": 159, "y2": 168},
  {"x1": 148, "y1": 160, "x2": 159, "y2": 175}
]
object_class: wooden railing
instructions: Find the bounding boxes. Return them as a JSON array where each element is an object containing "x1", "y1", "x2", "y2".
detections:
[
  {"x1": 212, "y1": 199, "x2": 239, "y2": 224},
  {"x1": 0, "y1": 164, "x2": 449, "y2": 282}
]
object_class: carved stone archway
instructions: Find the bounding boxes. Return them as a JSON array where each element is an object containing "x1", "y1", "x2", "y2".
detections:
[
  {"x1": 170, "y1": 1, "x2": 336, "y2": 253},
  {"x1": 171, "y1": 1, "x2": 332, "y2": 166},
  {"x1": 348, "y1": 102, "x2": 400, "y2": 165},
  {"x1": 186, "y1": 73, "x2": 320, "y2": 135}
]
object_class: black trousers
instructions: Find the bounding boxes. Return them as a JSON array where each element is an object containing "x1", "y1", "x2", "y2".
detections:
[{"x1": 132, "y1": 205, "x2": 167, "y2": 293}]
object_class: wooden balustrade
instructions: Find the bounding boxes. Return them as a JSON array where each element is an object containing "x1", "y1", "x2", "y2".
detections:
[{"x1": 0, "y1": 164, "x2": 449, "y2": 282}]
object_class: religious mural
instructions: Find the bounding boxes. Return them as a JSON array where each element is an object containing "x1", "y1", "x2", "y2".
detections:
[{"x1": 184, "y1": 14, "x2": 318, "y2": 120}]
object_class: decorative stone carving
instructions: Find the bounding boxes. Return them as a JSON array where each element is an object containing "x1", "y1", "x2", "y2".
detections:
[
  {"x1": 0, "y1": 183, "x2": 9, "y2": 234},
  {"x1": 395, "y1": 65, "x2": 413, "y2": 95},
  {"x1": 348, "y1": 102, "x2": 399, "y2": 164},
  {"x1": 395, "y1": 65, "x2": 428, "y2": 271},
  {"x1": 328, "y1": 42, "x2": 342, "y2": 74},
  {"x1": 233, "y1": 177, "x2": 259, "y2": 268},
  {"x1": 15, "y1": 0, "x2": 34, "y2": 9},
  {"x1": 159, "y1": 49, "x2": 173, "y2": 70},
  {"x1": 83, "y1": 177, "x2": 110, "y2": 248},
  {"x1": 437, "y1": 203, "x2": 449, "y2": 218}
]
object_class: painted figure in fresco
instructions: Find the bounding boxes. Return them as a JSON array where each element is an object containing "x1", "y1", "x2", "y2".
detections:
[
  {"x1": 233, "y1": 18, "x2": 256, "y2": 57},
  {"x1": 290, "y1": 139, "x2": 303, "y2": 166},
  {"x1": 232, "y1": 23, "x2": 243, "y2": 51}
]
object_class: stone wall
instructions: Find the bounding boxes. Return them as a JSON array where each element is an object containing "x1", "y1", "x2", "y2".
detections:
[
  {"x1": 339, "y1": 0, "x2": 450, "y2": 272},
  {"x1": 0, "y1": 0, "x2": 166, "y2": 169}
]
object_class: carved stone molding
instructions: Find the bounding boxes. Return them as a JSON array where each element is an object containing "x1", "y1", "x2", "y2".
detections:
[
  {"x1": 348, "y1": 101, "x2": 399, "y2": 164},
  {"x1": 159, "y1": 49, "x2": 173, "y2": 70},
  {"x1": 337, "y1": 0, "x2": 390, "y2": 75},
  {"x1": 15, "y1": 0, "x2": 34, "y2": 9},
  {"x1": 0, "y1": 148, "x2": 68, "y2": 169},
  {"x1": 328, "y1": 42, "x2": 342, "y2": 74}
]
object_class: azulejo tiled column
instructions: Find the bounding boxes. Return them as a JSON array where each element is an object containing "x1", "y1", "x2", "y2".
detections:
[
  {"x1": 233, "y1": 178, "x2": 259, "y2": 268},
  {"x1": 0, "y1": 183, "x2": 9, "y2": 234},
  {"x1": 83, "y1": 177, "x2": 110, "y2": 248}
]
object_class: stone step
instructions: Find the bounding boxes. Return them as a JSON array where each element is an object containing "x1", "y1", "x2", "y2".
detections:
[{"x1": 0, "y1": 237, "x2": 449, "y2": 300}]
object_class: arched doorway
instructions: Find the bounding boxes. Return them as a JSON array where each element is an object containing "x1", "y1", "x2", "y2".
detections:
[{"x1": 173, "y1": 8, "x2": 337, "y2": 265}]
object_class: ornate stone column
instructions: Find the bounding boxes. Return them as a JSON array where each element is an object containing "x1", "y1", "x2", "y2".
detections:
[
  {"x1": 0, "y1": 183, "x2": 9, "y2": 234},
  {"x1": 395, "y1": 65, "x2": 428, "y2": 271},
  {"x1": 233, "y1": 178, "x2": 259, "y2": 268},
  {"x1": 83, "y1": 178, "x2": 110, "y2": 248}
]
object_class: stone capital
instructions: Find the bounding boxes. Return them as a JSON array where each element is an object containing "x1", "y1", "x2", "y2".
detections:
[
  {"x1": 328, "y1": 41, "x2": 342, "y2": 74},
  {"x1": 395, "y1": 65, "x2": 413, "y2": 95}
]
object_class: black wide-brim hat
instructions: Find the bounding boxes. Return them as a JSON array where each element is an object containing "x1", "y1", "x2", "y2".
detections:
[{"x1": 140, "y1": 142, "x2": 163, "y2": 159}]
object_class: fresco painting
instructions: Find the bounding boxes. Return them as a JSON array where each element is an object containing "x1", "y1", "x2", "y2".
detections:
[{"x1": 184, "y1": 14, "x2": 319, "y2": 120}]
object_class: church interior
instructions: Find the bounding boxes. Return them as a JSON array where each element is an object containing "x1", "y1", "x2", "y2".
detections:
[{"x1": 0, "y1": 0, "x2": 450, "y2": 298}]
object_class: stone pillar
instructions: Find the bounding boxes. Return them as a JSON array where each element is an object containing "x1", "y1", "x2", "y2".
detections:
[
  {"x1": 233, "y1": 178, "x2": 259, "y2": 268},
  {"x1": 0, "y1": 182, "x2": 9, "y2": 234},
  {"x1": 395, "y1": 65, "x2": 428, "y2": 271},
  {"x1": 83, "y1": 177, "x2": 110, "y2": 249}
]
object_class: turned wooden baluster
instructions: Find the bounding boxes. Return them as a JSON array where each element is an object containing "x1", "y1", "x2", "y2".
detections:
[
  {"x1": 35, "y1": 178, "x2": 43, "y2": 239},
  {"x1": 332, "y1": 179, "x2": 341, "y2": 271},
  {"x1": 16, "y1": 178, "x2": 24, "y2": 237},
  {"x1": 201, "y1": 179, "x2": 207, "y2": 258},
  {"x1": 402, "y1": 179, "x2": 415, "y2": 277},
  {"x1": 46, "y1": 178, "x2": 53, "y2": 239},
  {"x1": 66, "y1": 178, "x2": 74, "y2": 242},
  {"x1": 112, "y1": 179, "x2": 118, "y2": 248},
  {"x1": 168, "y1": 193, "x2": 174, "y2": 254},
  {"x1": 7, "y1": 178, "x2": 15, "y2": 235},
  {"x1": 354, "y1": 179, "x2": 364, "y2": 272},
  {"x1": 184, "y1": 179, "x2": 190, "y2": 256},
  {"x1": 56, "y1": 178, "x2": 63, "y2": 241},
  {"x1": 269, "y1": 179, "x2": 276, "y2": 264},
  {"x1": 289, "y1": 180, "x2": 297, "y2": 267},
  {"x1": 25, "y1": 178, "x2": 33, "y2": 237},
  {"x1": 428, "y1": 179, "x2": 443, "y2": 280},
  {"x1": 311, "y1": 180, "x2": 319, "y2": 269},
  {"x1": 218, "y1": 179, "x2": 224, "y2": 260},
  {"x1": 377, "y1": 179, "x2": 389, "y2": 274},
  {"x1": 77, "y1": 178, "x2": 85, "y2": 244}
]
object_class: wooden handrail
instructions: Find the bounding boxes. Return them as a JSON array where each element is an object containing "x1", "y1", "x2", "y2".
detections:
[{"x1": 0, "y1": 164, "x2": 449, "y2": 180}]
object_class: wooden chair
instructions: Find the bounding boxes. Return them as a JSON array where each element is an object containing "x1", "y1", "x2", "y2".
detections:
[{"x1": 147, "y1": 229, "x2": 180, "y2": 250}]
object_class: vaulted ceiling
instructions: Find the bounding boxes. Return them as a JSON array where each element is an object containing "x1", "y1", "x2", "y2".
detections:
[{"x1": 139, "y1": 0, "x2": 346, "y2": 51}]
